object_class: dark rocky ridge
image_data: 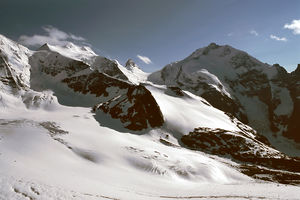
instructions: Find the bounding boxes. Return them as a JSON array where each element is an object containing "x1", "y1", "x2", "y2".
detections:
[
  {"x1": 94, "y1": 84, "x2": 164, "y2": 130},
  {"x1": 93, "y1": 56, "x2": 129, "y2": 80},
  {"x1": 285, "y1": 64, "x2": 300, "y2": 142},
  {"x1": 181, "y1": 127, "x2": 300, "y2": 184}
]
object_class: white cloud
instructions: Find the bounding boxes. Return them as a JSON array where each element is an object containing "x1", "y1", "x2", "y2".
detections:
[
  {"x1": 69, "y1": 34, "x2": 86, "y2": 41},
  {"x1": 19, "y1": 25, "x2": 86, "y2": 47},
  {"x1": 137, "y1": 55, "x2": 152, "y2": 64},
  {"x1": 284, "y1": 19, "x2": 300, "y2": 35},
  {"x1": 270, "y1": 34, "x2": 287, "y2": 42},
  {"x1": 227, "y1": 33, "x2": 233, "y2": 37},
  {"x1": 250, "y1": 30, "x2": 258, "y2": 36}
]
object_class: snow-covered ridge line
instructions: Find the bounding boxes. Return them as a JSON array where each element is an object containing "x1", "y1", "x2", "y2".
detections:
[{"x1": 38, "y1": 41, "x2": 148, "y2": 85}]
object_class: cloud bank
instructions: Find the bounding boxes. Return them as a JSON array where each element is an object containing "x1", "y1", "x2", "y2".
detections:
[
  {"x1": 19, "y1": 26, "x2": 86, "y2": 47},
  {"x1": 284, "y1": 19, "x2": 300, "y2": 35},
  {"x1": 250, "y1": 30, "x2": 258, "y2": 36},
  {"x1": 270, "y1": 34, "x2": 287, "y2": 42},
  {"x1": 137, "y1": 55, "x2": 152, "y2": 64}
]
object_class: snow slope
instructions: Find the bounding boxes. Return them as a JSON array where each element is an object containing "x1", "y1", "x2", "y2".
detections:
[
  {"x1": 1, "y1": 105, "x2": 300, "y2": 200},
  {"x1": 39, "y1": 42, "x2": 97, "y2": 65},
  {"x1": 146, "y1": 84, "x2": 239, "y2": 134}
]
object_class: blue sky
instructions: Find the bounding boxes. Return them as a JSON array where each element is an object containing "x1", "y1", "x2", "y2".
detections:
[{"x1": 1, "y1": 0, "x2": 300, "y2": 72}]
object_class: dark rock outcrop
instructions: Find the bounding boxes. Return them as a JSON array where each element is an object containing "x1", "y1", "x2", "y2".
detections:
[
  {"x1": 92, "y1": 57, "x2": 128, "y2": 80},
  {"x1": 201, "y1": 89, "x2": 248, "y2": 123},
  {"x1": 285, "y1": 64, "x2": 300, "y2": 142},
  {"x1": 165, "y1": 86, "x2": 185, "y2": 97},
  {"x1": 93, "y1": 84, "x2": 164, "y2": 130},
  {"x1": 181, "y1": 126, "x2": 300, "y2": 184}
]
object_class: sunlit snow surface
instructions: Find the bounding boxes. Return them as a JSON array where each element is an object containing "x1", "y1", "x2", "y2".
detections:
[{"x1": 1, "y1": 94, "x2": 300, "y2": 199}]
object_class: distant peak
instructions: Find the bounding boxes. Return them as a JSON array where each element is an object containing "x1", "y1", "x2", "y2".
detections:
[
  {"x1": 202, "y1": 42, "x2": 222, "y2": 55},
  {"x1": 125, "y1": 59, "x2": 139, "y2": 69},
  {"x1": 294, "y1": 64, "x2": 300, "y2": 75},
  {"x1": 64, "y1": 42, "x2": 76, "y2": 49},
  {"x1": 125, "y1": 59, "x2": 134, "y2": 66},
  {"x1": 81, "y1": 46, "x2": 92, "y2": 52},
  {"x1": 208, "y1": 42, "x2": 220, "y2": 49},
  {"x1": 272, "y1": 63, "x2": 288, "y2": 79},
  {"x1": 38, "y1": 43, "x2": 51, "y2": 51},
  {"x1": 0, "y1": 34, "x2": 6, "y2": 40},
  {"x1": 0, "y1": 34, "x2": 11, "y2": 43}
]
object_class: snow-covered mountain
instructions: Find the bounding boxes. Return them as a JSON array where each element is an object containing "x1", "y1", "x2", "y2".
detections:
[
  {"x1": 0, "y1": 35, "x2": 59, "y2": 110},
  {"x1": 149, "y1": 42, "x2": 300, "y2": 156},
  {"x1": 1, "y1": 34, "x2": 300, "y2": 199}
]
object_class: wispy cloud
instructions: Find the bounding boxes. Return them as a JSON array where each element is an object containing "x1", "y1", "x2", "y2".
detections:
[
  {"x1": 270, "y1": 34, "x2": 287, "y2": 42},
  {"x1": 227, "y1": 32, "x2": 233, "y2": 37},
  {"x1": 250, "y1": 30, "x2": 258, "y2": 36},
  {"x1": 19, "y1": 25, "x2": 86, "y2": 47},
  {"x1": 137, "y1": 54, "x2": 152, "y2": 64},
  {"x1": 284, "y1": 19, "x2": 300, "y2": 35}
]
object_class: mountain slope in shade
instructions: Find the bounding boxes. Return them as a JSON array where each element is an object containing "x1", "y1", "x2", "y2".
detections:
[
  {"x1": 285, "y1": 64, "x2": 300, "y2": 142},
  {"x1": 148, "y1": 43, "x2": 300, "y2": 156}
]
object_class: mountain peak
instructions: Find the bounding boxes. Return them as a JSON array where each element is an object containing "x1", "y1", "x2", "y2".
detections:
[
  {"x1": 125, "y1": 59, "x2": 139, "y2": 69},
  {"x1": 38, "y1": 43, "x2": 51, "y2": 51},
  {"x1": 0, "y1": 34, "x2": 7, "y2": 41},
  {"x1": 207, "y1": 42, "x2": 220, "y2": 49},
  {"x1": 292, "y1": 64, "x2": 300, "y2": 77}
]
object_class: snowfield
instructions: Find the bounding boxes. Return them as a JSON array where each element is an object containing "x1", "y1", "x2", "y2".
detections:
[
  {"x1": 146, "y1": 84, "x2": 240, "y2": 134},
  {"x1": 0, "y1": 96, "x2": 299, "y2": 199}
]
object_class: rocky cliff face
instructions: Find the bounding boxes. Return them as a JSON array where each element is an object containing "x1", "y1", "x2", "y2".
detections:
[
  {"x1": 285, "y1": 64, "x2": 300, "y2": 142},
  {"x1": 93, "y1": 84, "x2": 164, "y2": 130}
]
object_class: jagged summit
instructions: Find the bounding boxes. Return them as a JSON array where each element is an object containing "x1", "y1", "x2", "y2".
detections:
[
  {"x1": 125, "y1": 58, "x2": 139, "y2": 69},
  {"x1": 36, "y1": 42, "x2": 97, "y2": 65},
  {"x1": 204, "y1": 42, "x2": 221, "y2": 50},
  {"x1": 293, "y1": 64, "x2": 300, "y2": 76},
  {"x1": 38, "y1": 43, "x2": 51, "y2": 51}
]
